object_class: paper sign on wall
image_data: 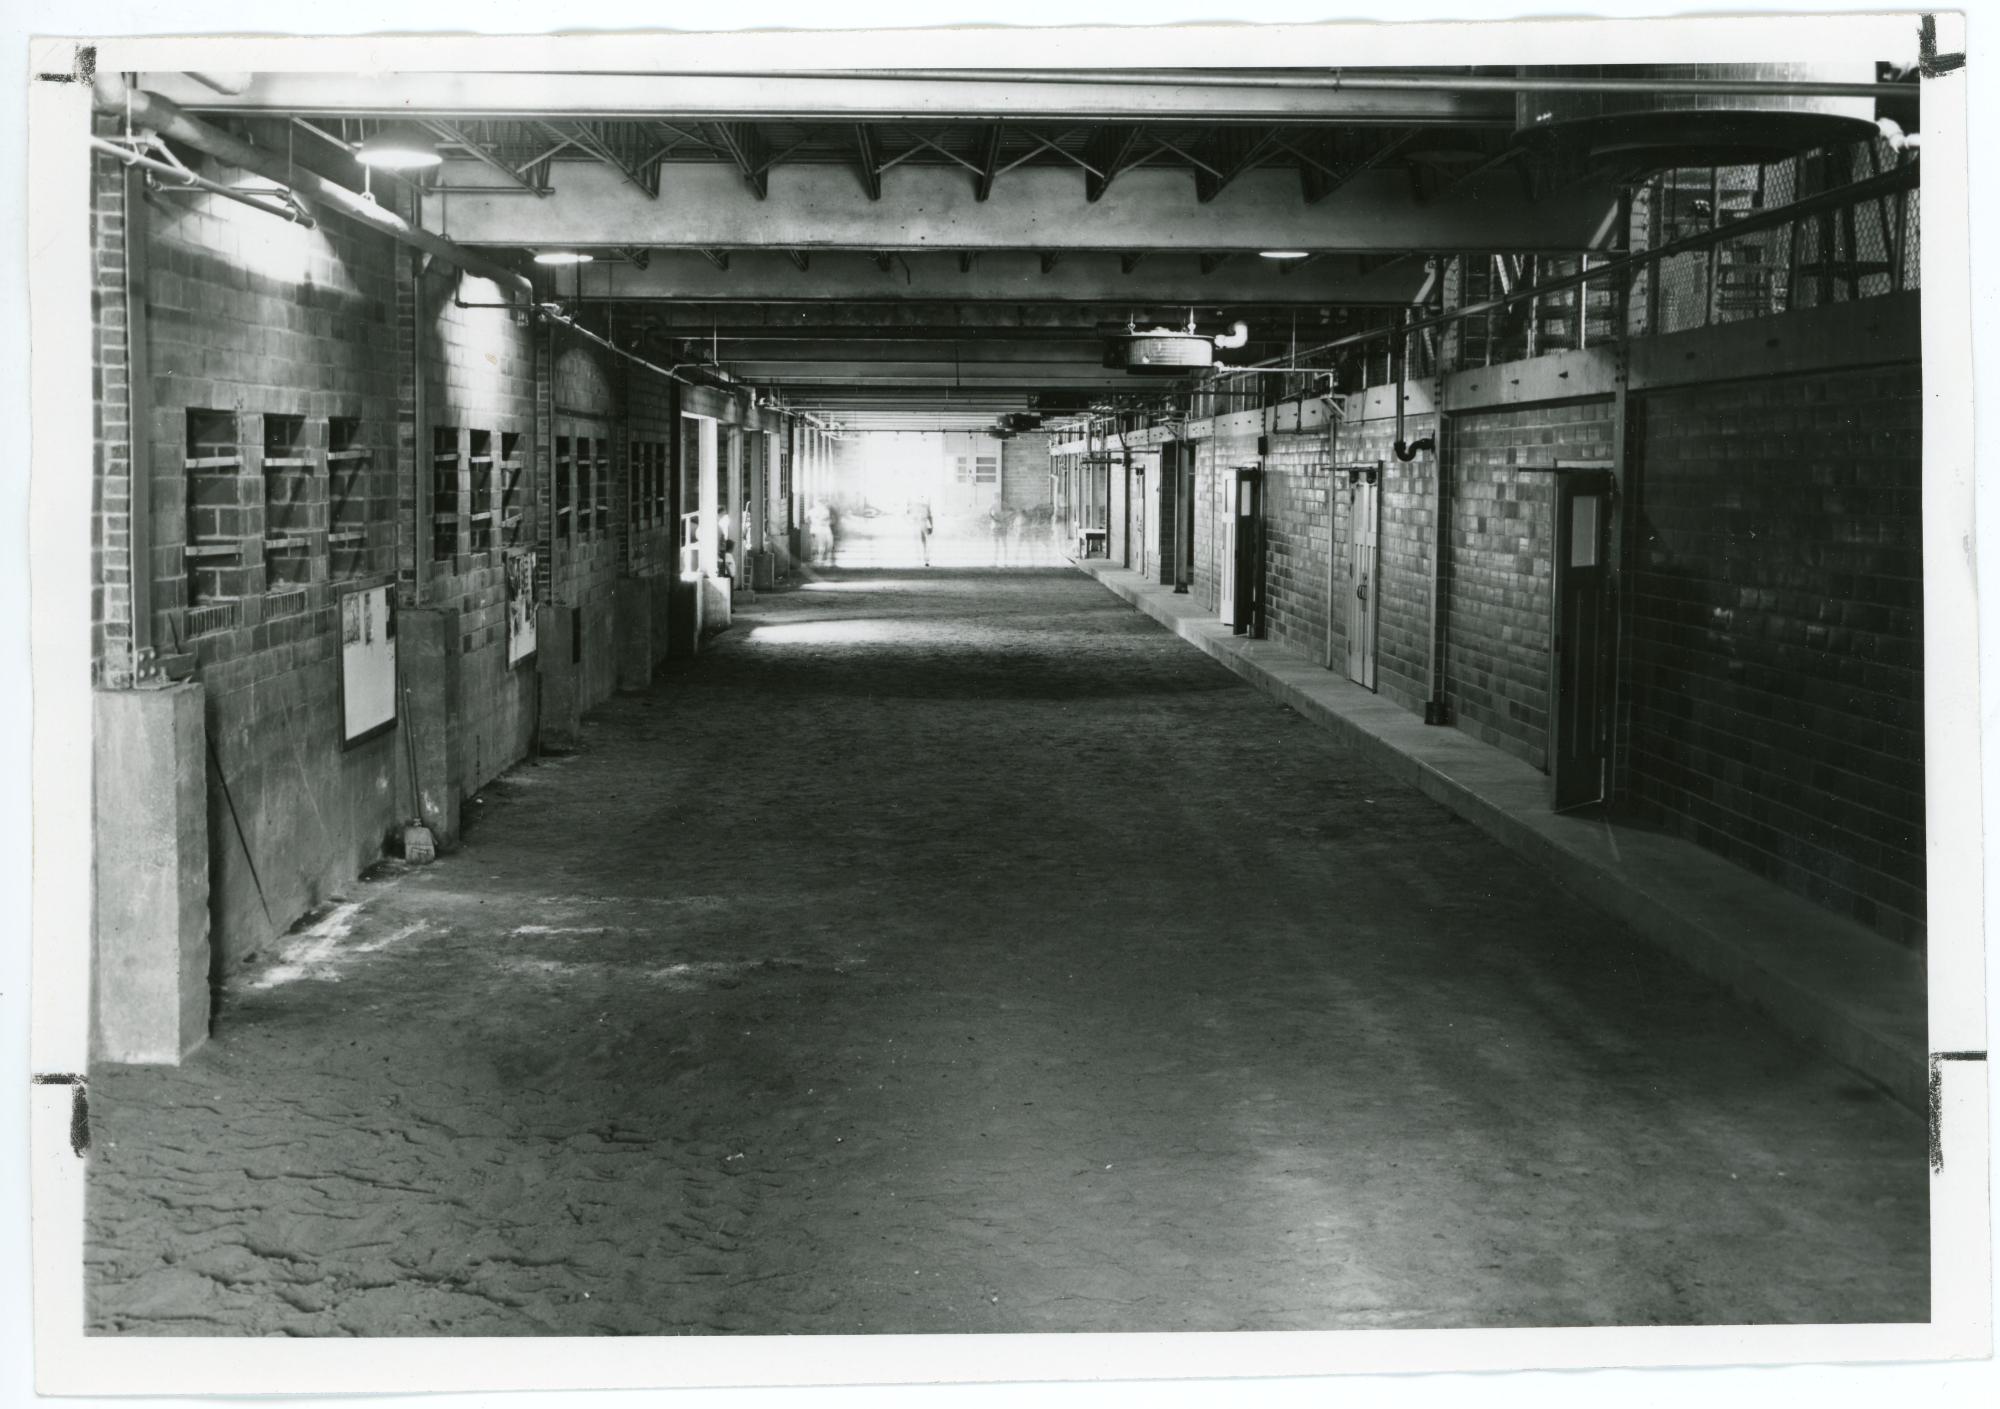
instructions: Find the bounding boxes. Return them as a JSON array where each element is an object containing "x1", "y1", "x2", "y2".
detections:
[
  {"x1": 506, "y1": 549, "x2": 538, "y2": 665},
  {"x1": 339, "y1": 584, "x2": 397, "y2": 746}
]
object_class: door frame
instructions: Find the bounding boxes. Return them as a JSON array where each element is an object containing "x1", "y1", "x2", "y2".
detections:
[
  {"x1": 1339, "y1": 462, "x2": 1384, "y2": 690},
  {"x1": 1548, "y1": 460, "x2": 1617, "y2": 811}
]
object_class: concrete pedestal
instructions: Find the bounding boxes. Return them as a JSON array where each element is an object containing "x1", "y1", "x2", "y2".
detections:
[
  {"x1": 400, "y1": 607, "x2": 463, "y2": 848},
  {"x1": 701, "y1": 575, "x2": 733, "y2": 636},
  {"x1": 537, "y1": 603, "x2": 582, "y2": 750},
  {"x1": 615, "y1": 578, "x2": 654, "y2": 692},
  {"x1": 94, "y1": 682, "x2": 210, "y2": 1064},
  {"x1": 666, "y1": 577, "x2": 702, "y2": 659}
]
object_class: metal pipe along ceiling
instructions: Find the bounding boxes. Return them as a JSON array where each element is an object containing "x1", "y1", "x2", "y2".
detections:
[
  {"x1": 709, "y1": 68, "x2": 1903, "y2": 100},
  {"x1": 92, "y1": 73, "x2": 534, "y2": 301}
]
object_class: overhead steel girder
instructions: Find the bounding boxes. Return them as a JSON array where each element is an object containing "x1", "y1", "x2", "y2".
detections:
[
  {"x1": 548, "y1": 249, "x2": 1435, "y2": 304},
  {"x1": 141, "y1": 71, "x2": 1513, "y2": 125},
  {"x1": 427, "y1": 161, "x2": 1623, "y2": 253},
  {"x1": 749, "y1": 367, "x2": 1142, "y2": 388}
]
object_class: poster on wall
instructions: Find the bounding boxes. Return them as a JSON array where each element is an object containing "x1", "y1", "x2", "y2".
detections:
[
  {"x1": 339, "y1": 583, "x2": 397, "y2": 747},
  {"x1": 506, "y1": 548, "x2": 538, "y2": 665}
]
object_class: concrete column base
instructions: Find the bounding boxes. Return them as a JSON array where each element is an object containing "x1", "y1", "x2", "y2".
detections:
[
  {"x1": 666, "y1": 578, "x2": 702, "y2": 659},
  {"x1": 400, "y1": 607, "x2": 464, "y2": 848},
  {"x1": 94, "y1": 682, "x2": 211, "y2": 1064},
  {"x1": 615, "y1": 578, "x2": 654, "y2": 692},
  {"x1": 701, "y1": 575, "x2": 733, "y2": 635},
  {"x1": 537, "y1": 604, "x2": 582, "y2": 750}
]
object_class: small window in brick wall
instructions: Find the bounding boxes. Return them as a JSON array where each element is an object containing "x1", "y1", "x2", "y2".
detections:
[
  {"x1": 594, "y1": 442, "x2": 611, "y2": 537},
  {"x1": 629, "y1": 441, "x2": 649, "y2": 531},
  {"x1": 262, "y1": 414, "x2": 317, "y2": 599},
  {"x1": 468, "y1": 429, "x2": 495, "y2": 554},
  {"x1": 432, "y1": 427, "x2": 460, "y2": 563},
  {"x1": 500, "y1": 432, "x2": 525, "y2": 546},
  {"x1": 555, "y1": 436, "x2": 573, "y2": 542},
  {"x1": 580, "y1": 437, "x2": 597, "y2": 538},
  {"x1": 974, "y1": 454, "x2": 999, "y2": 485},
  {"x1": 184, "y1": 408, "x2": 245, "y2": 634},
  {"x1": 327, "y1": 416, "x2": 371, "y2": 579},
  {"x1": 651, "y1": 442, "x2": 669, "y2": 524}
]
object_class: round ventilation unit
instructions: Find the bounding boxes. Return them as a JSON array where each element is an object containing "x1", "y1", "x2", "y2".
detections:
[
  {"x1": 1514, "y1": 63, "x2": 1880, "y2": 169},
  {"x1": 1119, "y1": 331, "x2": 1216, "y2": 376}
]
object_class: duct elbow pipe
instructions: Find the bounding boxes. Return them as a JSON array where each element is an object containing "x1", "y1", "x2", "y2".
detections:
[
  {"x1": 1394, "y1": 436, "x2": 1435, "y2": 462},
  {"x1": 186, "y1": 71, "x2": 254, "y2": 95},
  {"x1": 1212, "y1": 321, "x2": 1250, "y2": 350}
]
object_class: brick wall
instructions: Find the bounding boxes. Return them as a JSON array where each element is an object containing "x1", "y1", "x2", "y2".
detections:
[
  {"x1": 1625, "y1": 367, "x2": 1924, "y2": 945},
  {"x1": 1001, "y1": 432, "x2": 1053, "y2": 514},
  {"x1": 1444, "y1": 400, "x2": 1615, "y2": 767},
  {"x1": 91, "y1": 130, "x2": 134, "y2": 688},
  {"x1": 1258, "y1": 431, "x2": 1333, "y2": 662},
  {"x1": 125, "y1": 151, "x2": 403, "y2": 977},
  {"x1": 413, "y1": 269, "x2": 541, "y2": 796}
]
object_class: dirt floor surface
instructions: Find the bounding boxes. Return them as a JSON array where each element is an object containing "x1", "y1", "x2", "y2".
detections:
[{"x1": 85, "y1": 567, "x2": 1928, "y2": 1336}]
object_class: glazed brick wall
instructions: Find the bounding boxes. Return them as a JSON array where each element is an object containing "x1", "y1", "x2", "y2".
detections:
[
  {"x1": 125, "y1": 157, "x2": 403, "y2": 978},
  {"x1": 1257, "y1": 431, "x2": 1333, "y2": 662},
  {"x1": 1002, "y1": 432, "x2": 1054, "y2": 513},
  {"x1": 1625, "y1": 367, "x2": 1925, "y2": 945},
  {"x1": 1327, "y1": 413, "x2": 1437, "y2": 713},
  {"x1": 1189, "y1": 438, "x2": 1220, "y2": 611},
  {"x1": 1444, "y1": 399, "x2": 1615, "y2": 768}
]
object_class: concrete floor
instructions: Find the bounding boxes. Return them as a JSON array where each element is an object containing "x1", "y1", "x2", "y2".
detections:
[{"x1": 85, "y1": 567, "x2": 1928, "y2": 1336}]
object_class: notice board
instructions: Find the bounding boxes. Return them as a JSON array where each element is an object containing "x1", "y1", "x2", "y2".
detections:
[
  {"x1": 506, "y1": 548, "x2": 538, "y2": 665},
  {"x1": 339, "y1": 583, "x2": 398, "y2": 747}
]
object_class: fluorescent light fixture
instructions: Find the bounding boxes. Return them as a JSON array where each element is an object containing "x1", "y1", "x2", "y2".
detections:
[
  {"x1": 355, "y1": 122, "x2": 442, "y2": 170},
  {"x1": 534, "y1": 251, "x2": 596, "y2": 265},
  {"x1": 1258, "y1": 250, "x2": 1310, "y2": 260}
]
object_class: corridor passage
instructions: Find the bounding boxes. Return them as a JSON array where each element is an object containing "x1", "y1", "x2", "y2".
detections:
[{"x1": 85, "y1": 569, "x2": 1927, "y2": 1336}]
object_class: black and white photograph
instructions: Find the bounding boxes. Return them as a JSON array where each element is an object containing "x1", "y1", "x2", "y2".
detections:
[{"x1": 9, "y1": 4, "x2": 1996, "y2": 1404}]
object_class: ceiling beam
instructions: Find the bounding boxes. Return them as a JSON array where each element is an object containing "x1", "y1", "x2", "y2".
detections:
[
  {"x1": 787, "y1": 250, "x2": 811, "y2": 272},
  {"x1": 1084, "y1": 125, "x2": 1146, "y2": 202},
  {"x1": 709, "y1": 120, "x2": 770, "y2": 199},
  {"x1": 423, "y1": 118, "x2": 548, "y2": 197},
  {"x1": 545, "y1": 249, "x2": 1440, "y2": 304},
  {"x1": 854, "y1": 123, "x2": 881, "y2": 200},
  {"x1": 1299, "y1": 130, "x2": 1419, "y2": 205},
  {"x1": 143, "y1": 71, "x2": 1517, "y2": 125},
  {"x1": 1120, "y1": 252, "x2": 1145, "y2": 274},
  {"x1": 975, "y1": 122, "x2": 1004, "y2": 202},
  {"x1": 1040, "y1": 252, "x2": 1061, "y2": 275},
  {"x1": 1196, "y1": 127, "x2": 1282, "y2": 203},
  {"x1": 427, "y1": 161, "x2": 1623, "y2": 253}
]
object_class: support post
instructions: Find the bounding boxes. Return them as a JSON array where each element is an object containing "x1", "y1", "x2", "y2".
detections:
[{"x1": 93, "y1": 682, "x2": 211, "y2": 1064}]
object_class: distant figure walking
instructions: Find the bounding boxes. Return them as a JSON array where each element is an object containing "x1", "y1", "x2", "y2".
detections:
[
  {"x1": 808, "y1": 500, "x2": 834, "y2": 566},
  {"x1": 908, "y1": 498, "x2": 934, "y2": 566},
  {"x1": 986, "y1": 500, "x2": 1011, "y2": 565}
]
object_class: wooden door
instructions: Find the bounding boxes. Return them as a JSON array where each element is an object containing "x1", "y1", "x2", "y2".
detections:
[
  {"x1": 1345, "y1": 468, "x2": 1381, "y2": 689},
  {"x1": 1551, "y1": 468, "x2": 1615, "y2": 811}
]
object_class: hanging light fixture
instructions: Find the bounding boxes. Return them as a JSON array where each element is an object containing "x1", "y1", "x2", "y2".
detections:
[
  {"x1": 1258, "y1": 250, "x2": 1310, "y2": 260},
  {"x1": 533, "y1": 250, "x2": 595, "y2": 265},
  {"x1": 356, "y1": 122, "x2": 443, "y2": 170}
]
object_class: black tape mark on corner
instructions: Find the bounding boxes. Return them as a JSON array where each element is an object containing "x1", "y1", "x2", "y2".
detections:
[
  {"x1": 33, "y1": 1074, "x2": 91, "y2": 1156},
  {"x1": 1919, "y1": 15, "x2": 1966, "y2": 78},
  {"x1": 1927, "y1": 1051, "x2": 1986, "y2": 1172},
  {"x1": 34, "y1": 44, "x2": 96, "y2": 85}
]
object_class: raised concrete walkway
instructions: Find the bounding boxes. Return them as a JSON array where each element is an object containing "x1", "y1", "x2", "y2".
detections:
[{"x1": 1079, "y1": 560, "x2": 1928, "y2": 1111}]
